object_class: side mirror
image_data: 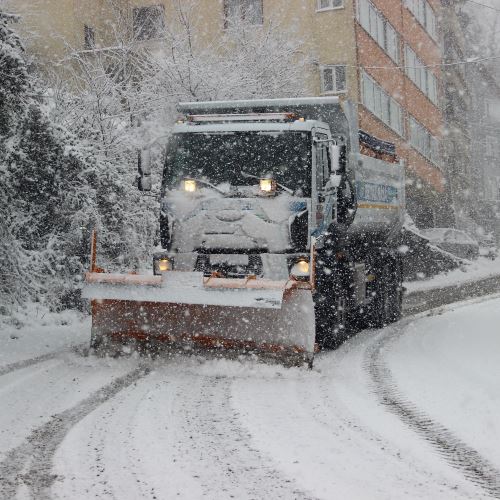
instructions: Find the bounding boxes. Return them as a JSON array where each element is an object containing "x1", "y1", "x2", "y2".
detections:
[
  {"x1": 329, "y1": 144, "x2": 340, "y2": 173},
  {"x1": 137, "y1": 149, "x2": 152, "y2": 192},
  {"x1": 329, "y1": 174, "x2": 342, "y2": 188},
  {"x1": 324, "y1": 173, "x2": 342, "y2": 194},
  {"x1": 138, "y1": 175, "x2": 152, "y2": 191}
]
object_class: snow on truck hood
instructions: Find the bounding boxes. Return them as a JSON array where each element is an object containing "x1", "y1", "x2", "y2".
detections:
[{"x1": 163, "y1": 190, "x2": 308, "y2": 253}]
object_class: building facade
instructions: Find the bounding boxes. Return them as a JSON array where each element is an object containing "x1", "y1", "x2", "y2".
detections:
[
  {"x1": 350, "y1": 0, "x2": 447, "y2": 227},
  {"x1": 467, "y1": 63, "x2": 500, "y2": 232},
  {"x1": 440, "y1": 0, "x2": 472, "y2": 230},
  {"x1": 6, "y1": 0, "x2": 449, "y2": 228}
]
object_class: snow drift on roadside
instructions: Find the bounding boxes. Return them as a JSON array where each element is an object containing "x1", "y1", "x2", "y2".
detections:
[{"x1": 385, "y1": 297, "x2": 500, "y2": 467}]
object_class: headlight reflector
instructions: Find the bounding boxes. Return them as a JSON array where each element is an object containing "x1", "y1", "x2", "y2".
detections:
[
  {"x1": 183, "y1": 179, "x2": 197, "y2": 192},
  {"x1": 153, "y1": 255, "x2": 173, "y2": 275},
  {"x1": 158, "y1": 258, "x2": 171, "y2": 272},
  {"x1": 290, "y1": 259, "x2": 310, "y2": 277},
  {"x1": 260, "y1": 178, "x2": 275, "y2": 193}
]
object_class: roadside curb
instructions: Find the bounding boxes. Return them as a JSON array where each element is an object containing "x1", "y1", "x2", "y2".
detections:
[{"x1": 403, "y1": 274, "x2": 500, "y2": 315}]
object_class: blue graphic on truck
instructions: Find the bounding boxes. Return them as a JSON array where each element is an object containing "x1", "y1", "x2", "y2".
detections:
[{"x1": 356, "y1": 181, "x2": 398, "y2": 204}]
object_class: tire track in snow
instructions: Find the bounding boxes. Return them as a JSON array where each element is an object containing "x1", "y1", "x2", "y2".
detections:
[
  {"x1": 0, "y1": 343, "x2": 87, "y2": 378},
  {"x1": 84, "y1": 406, "x2": 122, "y2": 500},
  {"x1": 191, "y1": 375, "x2": 316, "y2": 500},
  {"x1": 366, "y1": 321, "x2": 500, "y2": 499},
  {"x1": 82, "y1": 381, "x2": 154, "y2": 500},
  {"x1": 295, "y1": 360, "x2": 470, "y2": 497},
  {"x1": 0, "y1": 365, "x2": 149, "y2": 500}
]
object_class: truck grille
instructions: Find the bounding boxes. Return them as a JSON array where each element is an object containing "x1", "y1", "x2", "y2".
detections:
[{"x1": 194, "y1": 254, "x2": 263, "y2": 278}]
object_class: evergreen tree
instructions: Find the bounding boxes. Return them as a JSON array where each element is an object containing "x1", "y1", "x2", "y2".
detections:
[
  {"x1": 0, "y1": 10, "x2": 31, "y2": 308},
  {"x1": 0, "y1": 11, "x2": 28, "y2": 138},
  {"x1": 0, "y1": 10, "x2": 128, "y2": 311}
]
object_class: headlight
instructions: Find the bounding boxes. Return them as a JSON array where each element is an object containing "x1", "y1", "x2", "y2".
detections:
[
  {"x1": 183, "y1": 179, "x2": 197, "y2": 192},
  {"x1": 158, "y1": 259, "x2": 171, "y2": 272},
  {"x1": 153, "y1": 256, "x2": 173, "y2": 275},
  {"x1": 260, "y1": 178, "x2": 276, "y2": 193},
  {"x1": 290, "y1": 259, "x2": 310, "y2": 277}
]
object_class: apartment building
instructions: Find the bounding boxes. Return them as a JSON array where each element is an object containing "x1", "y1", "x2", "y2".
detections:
[
  {"x1": 441, "y1": 0, "x2": 472, "y2": 230},
  {"x1": 467, "y1": 63, "x2": 500, "y2": 232},
  {"x1": 351, "y1": 0, "x2": 447, "y2": 227},
  {"x1": 6, "y1": 0, "x2": 448, "y2": 228}
]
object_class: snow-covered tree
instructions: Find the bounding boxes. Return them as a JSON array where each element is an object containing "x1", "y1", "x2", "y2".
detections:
[
  {"x1": 0, "y1": 10, "x2": 33, "y2": 309},
  {"x1": 50, "y1": 0, "x2": 310, "y2": 148},
  {"x1": 150, "y1": 0, "x2": 309, "y2": 103},
  {"x1": 0, "y1": 9, "x2": 137, "y2": 312}
]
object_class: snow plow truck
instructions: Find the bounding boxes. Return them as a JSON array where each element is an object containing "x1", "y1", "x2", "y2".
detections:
[{"x1": 83, "y1": 97, "x2": 405, "y2": 367}]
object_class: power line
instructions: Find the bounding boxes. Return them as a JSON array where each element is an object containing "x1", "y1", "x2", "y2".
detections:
[
  {"x1": 465, "y1": 0, "x2": 500, "y2": 13},
  {"x1": 3, "y1": 51, "x2": 497, "y2": 102},
  {"x1": 352, "y1": 54, "x2": 500, "y2": 71}
]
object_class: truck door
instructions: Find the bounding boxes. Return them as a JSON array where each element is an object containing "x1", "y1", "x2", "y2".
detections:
[{"x1": 313, "y1": 131, "x2": 334, "y2": 235}]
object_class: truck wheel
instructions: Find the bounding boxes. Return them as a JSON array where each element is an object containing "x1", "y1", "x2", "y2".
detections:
[
  {"x1": 372, "y1": 258, "x2": 402, "y2": 327},
  {"x1": 90, "y1": 328, "x2": 102, "y2": 350},
  {"x1": 387, "y1": 261, "x2": 403, "y2": 323},
  {"x1": 372, "y1": 283, "x2": 390, "y2": 328},
  {"x1": 314, "y1": 256, "x2": 351, "y2": 349},
  {"x1": 90, "y1": 331, "x2": 123, "y2": 358},
  {"x1": 315, "y1": 295, "x2": 347, "y2": 349}
]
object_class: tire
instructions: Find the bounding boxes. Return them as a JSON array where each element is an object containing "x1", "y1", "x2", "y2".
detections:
[
  {"x1": 89, "y1": 327, "x2": 102, "y2": 350},
  {"x1": 387, "y1": 262, "x2": 403, "y2": 323},
  {"x1": 315, "y1": 294, "x2": 348, "y2": 349},
  {"x1": 90, "y1": 330, "x2": 123, "y2": 358},
  {"x1": 371, "y1": 256, "x2": 403, "y2": 328},
  {"x1": 314, "y1": 254, "x2": 352, "y2": 349}
]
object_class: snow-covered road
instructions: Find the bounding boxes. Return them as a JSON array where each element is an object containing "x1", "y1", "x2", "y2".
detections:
[{"x1": 1, "y1": 297, "x2": 500, "y2": 499}]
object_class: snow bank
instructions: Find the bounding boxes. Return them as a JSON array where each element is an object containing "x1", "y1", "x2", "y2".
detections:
[
  {"x1": 404, "y1": 255, "x2": 500, "y2": 294},
  {"x1": 0, "y1": 305, "x2": 89, "y2": 366},
  {"x1": 386, "y1": 296, "x2": 500, "y2": 467}
]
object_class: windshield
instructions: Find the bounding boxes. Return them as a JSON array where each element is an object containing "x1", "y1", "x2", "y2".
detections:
[{"x1": 163, "y1": 131, "x2": 312, "y2": 196}]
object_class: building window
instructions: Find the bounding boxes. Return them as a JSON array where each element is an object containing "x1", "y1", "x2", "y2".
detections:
[
  {"x1": 356, "y1": 0, "x2": 400, "y2": 64},
  {"x1": 224, "y1": 0, "x2": 263, "y2": 27},
  {"x1": 361, "y1": 71, "x2": 403, "y2": 135},
  {"x1": 484, "y1": 100, "x2": 491, "y2": 118},
  {"x1": 483, "y1": 99, "x2": 499, "y2": 120},
  {"x1": 133, "y1": 5, "x2": 165, "y2": 40},
  {"x1": 404, "y1": 0, "x2": 437, "y2": 40},
  {"x1": 320, "y1": 65, "x2": 347, "y2": 94},
  {"x1": 485, "y1": 137, "x2": 496, "y2": 158},
  {"x1": 317, "y1": 0, "x2": 344, "y2": 11},
  {"x1": 84, "y1": 25, "x2": 95, "y2": 49},
  {"x1": 409, "y1": 115, "x2": 440, "y2": 165},
  {"x1": 427, "y1": 72, "x2": 438, "y2": 104},
  {"x1": 404, "y1": 44, "x2": 439, "y2": 105}
]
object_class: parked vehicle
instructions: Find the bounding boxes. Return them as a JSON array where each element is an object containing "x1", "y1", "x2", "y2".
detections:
[
  {"x1": 419, "y1": 228, "x2": 479, "y2": 260},
  {"x1": 83, "y1": 97, "x2": 406, "y2": 366},
  {"x1": 477, "y1": 233, "x2": 497, "y2": 260}
]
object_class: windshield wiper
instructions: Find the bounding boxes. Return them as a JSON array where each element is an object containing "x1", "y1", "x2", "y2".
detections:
[{"x1": 241, "y1": 171, "x2": 293, "y2": 195}]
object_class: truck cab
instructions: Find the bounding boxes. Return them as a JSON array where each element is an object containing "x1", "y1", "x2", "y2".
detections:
[
  {"x1": 143, "y1": 97, "x2": 405, "y2": 347},
  {"x1": 153, "y1": 110, "x2": 353, "y2": 286}
]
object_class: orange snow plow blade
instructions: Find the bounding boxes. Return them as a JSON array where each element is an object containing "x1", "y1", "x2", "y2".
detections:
[
  {"x1": 82, "y1": 271, "x2": 315, "y2": 366},
  {"x1": 82, "y1": 232, "x2": 315, "y2": 366}
]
